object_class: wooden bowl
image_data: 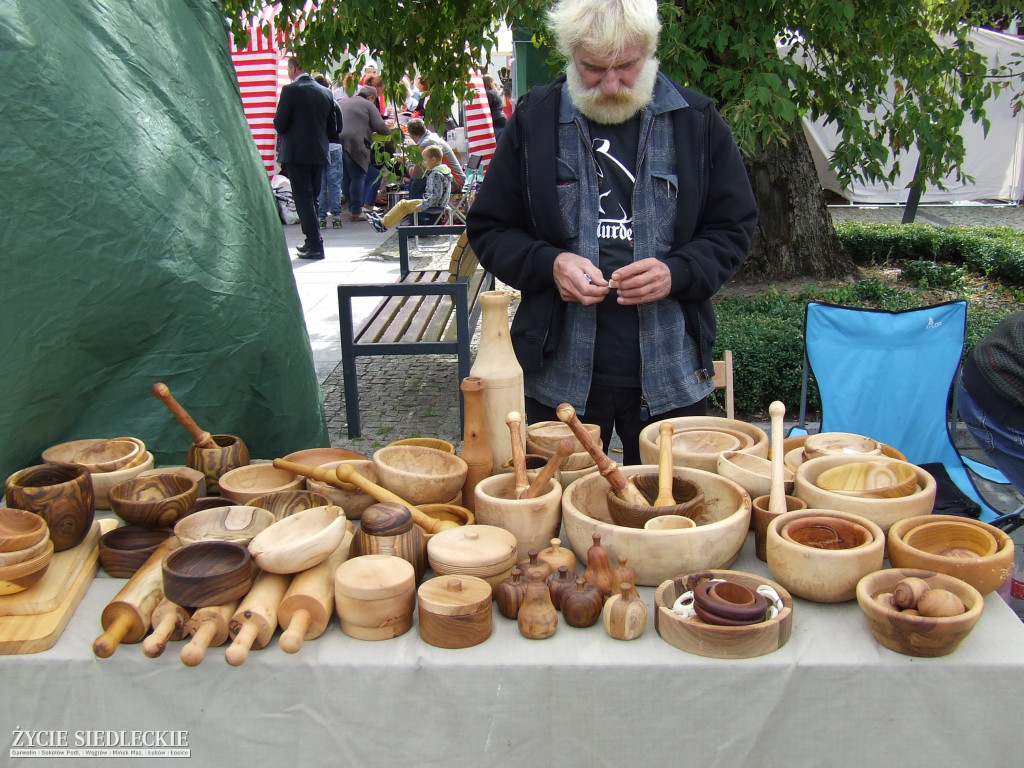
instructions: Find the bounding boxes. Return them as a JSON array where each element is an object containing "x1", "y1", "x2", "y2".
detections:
[
  {"x1": 247, "y1": 505, "x2": 346, "y2": 574},
  {"x1": 70, "y1": 438, "x2": 142, "y2": 473},
  {"x1": 217, "y1": 463, "x2": 303, "y2": 504},
  {"x1": 0, "y1": 538, "x2": 54, "y2": 595},
  {"x1": 526, "y1": 420, "x2": 600, "y2": 454},
  {"x1": 247, "y1": 490, "x2": 333, "y2": 521},
  {"x1": 751, "y1": 494, "x2": 808, "y2": 562},
  {"x1": 108, "y1": 474, "x2": 200, "y2": 529},
  {"x1": 415, "y1": 503, "x2": 474, "y2": 536},
  {"x1": 856, "y1": 568, "x2": 983, "y2": 657},
  {"x1": 173, "y1": 505, "x2": 274, "y2": 546},
  {"x1": 794, "y1": 455, "x2": 936, "y2": 535},
  {"x1": 562, "y1": 465, "x2": 751, "y2": 586},
  {"x1": 186, "y1": 496, "x2": 238, "y2": 516},
  {"x1": 0, "y1": 508, "x2": 49, "y2": 553},
  {"x1": 782, "y1": 436, "x2": 908, "y2": 474},
  {"x1": 474, "y1": 473, "x2": 562, "y2": 556},
  {"x1": 305, "y1": 460, "x2": 378, "y2": 520},
  {"x1": 639, "y1": 417, "x2": 768, "y2": 472},
  {"x1": 0, "y1": 530, "x2": 52, "y2": 567},
  {"x1": 887, "y1": 515, "x2": 1013, "y2": 595},
  {"x1": 162, "y1": 541, "x2": 253, "y2": 608},
  {"x1": 644, "y1": 515, "x2": 696, "y2": 531},
  {"x1": 4, "y1": 462, "x2": 95, "y2": 551},
  {"x1": 98, "y1": 525, "x2": 173, "y2": 578},
  {"x1": 386, "y1": 437, "x2": 456, "y2": 454},
  {"x1": 717, "y1": 451, "x2": 793, "y2": 499},
  {"x1": 137, "y1": 466, "x2": 207, "y2": 498},
  {"x1": 372, "y1": 446, "x2": 468, "y2": 505},
  {"x1": 654, "y1": 570, "x2": 794, "y2": 658},
  {"x1": 282, "y1": 447, "x2": 366, "y2": 465},
  {"x1": 91, "y1": 453, "x2": 155, "y2": 510},
  {"x1": 815, "y1": 459, "x2": 917, "y2": 498},
  {"x1": 605, "y1": 473, "x2": 705, "y2": 529},
  {"x1": 766, "y1": 510, "x2": 884, "y2": 602},
  {"x1": 803, "y1": 431, "x2": 881, "y2": 460}
]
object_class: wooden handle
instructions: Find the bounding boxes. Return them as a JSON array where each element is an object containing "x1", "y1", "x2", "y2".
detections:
[
  {"x1": 506, "y1": 411, "x2": 530, "y2": 498},
  {"x1": 273, "y1": 458, "x2": 352, "y2": 489},
  {"x1": 556, "y1": 403, "x2": 646, "y2": 505},
  {"x1": 181, "y1": 601, "x2": 238, "y2": 667},
  {"x1": 142, "y1": 600, "x2": 191, "y2": 658},
  {"x1": 522, "y1": 438, "x2": 573, "y2": 499},
  {"x1": 654, "y1": 422, "x2": 676, "y2": 506},
  {"x1": 768, "y1": 401, "x2": 788, "y2": 515},
  {"x1": 225, "y1": 622, "x2": 260, "y2": 666},
  {"x1": 333, "y1": 463, "x2": 457, "y2": 534},
  {"x1": 277, "y1": 537, "x2": 350, "y2": 653},
  {"x1": 226, "y1": 571, "x2": 291, "y2": 665},
  {"x1": 93, "y1": 613, "x2": 134, "y2": 659},
  {"x1": 279, "y1": 609, "x2": 312, "y2": 654},
  {"x1": 152, "y1": 382, "x2": 216, "y2": 448}
]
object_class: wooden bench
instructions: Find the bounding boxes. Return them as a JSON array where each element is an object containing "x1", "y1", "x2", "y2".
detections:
[{"x1": 336, "y1": 225, "x2": 495, "y2": 438}]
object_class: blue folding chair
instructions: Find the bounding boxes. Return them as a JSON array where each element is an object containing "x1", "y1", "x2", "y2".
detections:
[{"x1": 793, "y1": 300, "x2": 1006, "y2": 522}]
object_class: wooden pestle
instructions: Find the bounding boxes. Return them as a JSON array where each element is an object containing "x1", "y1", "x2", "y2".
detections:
[
  {"x1": 556, "y1": 403, "x2": 647, "y2": 506},
  {"x1": 768, "y1": 401, "x2": 788, "y2": 516},
  {"x1": 225, "y1": 571, "x2": 292, "y2": 666},
  {"x1": 654, "y1": 421, "x2": 676, "y2": 506},
  {"x1": 94, "y1": 537, "x2": 181, "y2": 658},
  {"x1": 180, "y1": 601, "x2": 239, "y2": 667},
  {"x1": 506, "y1": 411, "x2": 530, "y2": 498},
  {"x1": 278, "y1": 530, "x2": 353, "y2": 654},
  {"x1": 142, "y1": 598, "x2": 191, "y2": 658},
  {"x1": 459, "y1": 376, "x2": 492, "y2": 512},
  {"x1": 332, "y1": 463, "x2": 458, "y2": 535},
  {"x1": 152, "y1": 382, "x2": 217, "y2": 449},
  {"x1": 521, "y1": 438, "x2": 574, "y2": 499}
]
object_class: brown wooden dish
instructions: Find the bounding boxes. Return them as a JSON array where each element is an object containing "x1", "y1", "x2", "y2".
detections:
[
  {"x1": 108, "y1": 473, "x2": 199, "y2": 529},
  {"x1": 162, "y1": 541, "x2": 253, "y2": 608},
  {"x1": 98, "y1": 526, "x2": 174, "y2": 578},
  {"x1": 605, "y1": 473, "x2": 705, "y2": 529},
  {"x1": 246, "y1": 490, "x2": 333, "y2": 521}
]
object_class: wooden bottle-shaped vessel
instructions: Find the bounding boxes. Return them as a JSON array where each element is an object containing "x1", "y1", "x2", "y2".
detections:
[
  {"x1": 517, "y1": 550, "x2": 553, "y2": 582},
  {"x1": 584, "y1": 533, "x2": 613, "y2": 601},
  {"x1": 611, "y1": 556, "x2": 640, "y2": 600},
  {"x1": 459, "y1": 377, "x2": 492, "y2": 512},
  {"x1": 603, "y1": 582, "x2": 647, "y2": 640},
  {"x1": 562, "y1": 578, "x2": 604, "y2": 628},
  {"x1": 518, "y1": 568, "x2": 558, "y2": 639},
  {"x1": 469, "y1": 290, "x2": 525, "y2": 472},
  {"x1": 546, "y1": 565, "x2": 576, "y2": 610},
  {"x1": 537, "y1": 537, "x2": 577, "y2": 575},
  {"x1": 495, "y1": 567, "x2": 528, "y2": 619}
]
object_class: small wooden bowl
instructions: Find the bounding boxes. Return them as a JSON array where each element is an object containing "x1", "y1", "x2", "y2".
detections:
[
  {"x1": 717, "y1": 451, "x2": 793, "y2": 499},
  {"x1": 70, "y1": 438, "x2": 142, "y2": 473},
  {"x1": 767, "y1": 510, "x2": 884, "y2": 602},
  {"x1": 186, "y1": 496, "x2": 238, "y2": 516},
  {"x1": 751, "y1": 494, "x2": 808, "y2": 562},
  {"x1": 815, "y1": 460, "x2": 917, "y2": 498},
  {"x1": 108, "y1": 474, "x2": 200, "y2": 529},
  {"x1": 162, "y1": 541, "x2": 253, "y2": 608},
  {"x1": 386, "y1": 437, "x2": 456, "y2": 454},
  {"x1": 639, "y1": 417, "x2": 768, "y2": 472},
  {"x1": 526, "y1": 420, "x2": 600, "y2": 454},
  {"x1": 644, "y1": 515, "x2": 696, "y2": 531},
  {"x1": 803, "y1": 431, "x2": 881, "y2": 460},
  {"x1": 0, "y1": 508, "x2": 49, "y2": 553},
  {"x1": 217, "y1": 463, "x2": 303, "y2": 504},
  {"x1": 856, "y1": 568, "x2": 983, "y2": 657},
  {"x1": 247, "y1": 505, "x2": 346, "y2": 574},
  {"x1": 173, "y1": 505, "x2": 274, "y2": 546},
  {"x1": 4, "y1": 462, "x2": 96, "y2": 551},
  {"x1": 282, "y1": 447, "x2": 366, "y2": 465},
  {"x1": 98, "y1": 526, "x2": 173, "y2": 578},
  {"x1": 247, "y1": 490, "x2": 333, "y2": 521},
  {"x1": 654, "y1": 570, "x2": 794, "y2": 658},
  {"x1": 372, "y1": 446, "x2": 468, "y2": 505},
  {"x1": 305, "y1": 460, "x2": 378, "y2": 520},
  {"x1": 0, "y1": 530, "x2": 52, "y2": 567},
  {"x1": 0, "y1": 539, "x2": 54, "y2": 595},
  {"x1": 416, "y1": 503, "x2": 475, "y2": 536},
  {"x1": 605, "y1": 473, "x2": 705, "y2": 529},
  {"x1": 887, "y1": 515, "x2": 1013, "y2": 595},
  {"x1": 41, "y1": 439, "x2": 154, "y2": 508}
]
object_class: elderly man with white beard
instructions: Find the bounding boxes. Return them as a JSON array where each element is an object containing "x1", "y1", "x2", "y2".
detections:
[{"x1": 467, "y1": 0, "x2": 758, "y2": 466}]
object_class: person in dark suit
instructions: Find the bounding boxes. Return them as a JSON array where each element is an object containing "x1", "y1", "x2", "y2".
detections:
[{"x1": 274, "y1": 56, "x2": 338, "y2": 259}]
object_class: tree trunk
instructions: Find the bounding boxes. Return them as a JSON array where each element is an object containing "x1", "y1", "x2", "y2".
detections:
[{"x1": 740, "y1": 122, "x2": 856, "y2": 280}]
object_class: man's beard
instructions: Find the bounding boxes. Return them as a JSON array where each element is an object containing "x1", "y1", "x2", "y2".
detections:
[{"x1": 566, "y1": 58, "x2": 658, "y2": 125}]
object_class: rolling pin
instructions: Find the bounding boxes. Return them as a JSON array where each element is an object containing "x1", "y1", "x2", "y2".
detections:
[
  {"x1": 94, "y1": 537, "x2": 181, "y2": 658},
  {"x1": 225, "y1": 570, "x2": 292, "y2": 666},
  {"x1": 180, "y1": 600, "x2": 239, "y2": 667},
  {"x1": 521, "y1": 438, "x2": 574, "y2": 499},
  {"x1": 142, "y1": 598, "x2": 191, "y2": 658},
  {"x1": 331, "y1": 463, "x2": 458, "y2": 535},
  {"x1": 768, "y1": 401, "x2": 788, "y2": 516},
  {"x1": 152, "y1": 382, "x2": 217, "y2": 449},
  {"x1": 556, "y1": 403, "x2": 647, "y2": 505},
  {"x1": 506, "y1": 411, "x2": 530, "y2": 498},
  {"x1": 278, "y1": 529, "x2": 353, "y2": 654}
]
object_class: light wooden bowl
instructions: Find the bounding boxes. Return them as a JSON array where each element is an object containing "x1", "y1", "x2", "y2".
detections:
[
  {"x1": 0, "y1": 508, "x2": 49, "y2": 553},
  {"x1": 522, "y1": 441, "x2": 596, "y2": 472},
  {"x1": 474, "y1": 473, "x2": 562, "y2": 556},
  {"x1": 562, "y1": 465, "x2": 751, "y2": 586},
  {"x1": 766, "y1": 510, "x2": 884, "y2": 602},
  {"x1": 108, "y1": 474, "x2": 200, "y2": 529},
  {"x1": 217, "y1": 463, "x2": 303, "y2": 504},
  {"x1": 246, "y1": 490, "x2": 333, "y2": 521},
  {"x1": 70, "y1": 438, "x2": 142, "y2": 473},
  {"x1": 856, "y1": 568, "x2": 983, "y2": 657},
  {"x1": 162, "y1": 541, "x2": 253, "y2": 608},
  {"x1": 794, "y1": 455, "x2": 936, "y2": 535},
  {"x1": 0, "y1": 530, "x2": 52, "y2": 567},
  {"x1": 42, "y1": 437, "x2": 146, "y2": 467},
  {"x1": 305, "y1": 459, "x2": 378, "y2": 520},
  {"x1": 372, "y1": 446, "x2": 468, "y2": 506},
  {"x1": 717, "y1": 451, "x2": 793, "y2": 499},
  {"x1": 782, "y1": 434, "x2": 907, "y2": 473},
  {"x1": 0, "y1": 539, "x2": 54, "y2": 595},
  {"x1": 173, "y1": 505, "x2": 274, "y2": 546},
  {"x1": 98, "y1": 525, "x2": 173, "y2": 578},
  {"x1": 654, "y1": 570, "x2": 794, "y2": 658},
  {"x1": 887, "y1": 515, "x2": 1013, "y2": 595},
  {"x1": 803, "y1": 431, "x2": 881, "y2": 460},
  {"x1": 386, "y1": 437, "x2": 456, "y2": 454},
  {"x1": 282, "y1": 447, "x2": 366, "y2": 465},
  {"x1": 415, "y1": 503, "x2": 474, "y2": 537},
  {"x1": 815, "y1": 460, "x2": 917, "y2": 498},
  {"x1": 639, "y1": 417, "x2": 768, "y2": 472},
  {"x1": 247, "y1": 505, "x2": 346, "y2": 574},
  {"x1": 644, "y1": 515, "x2": 696, "y2": 531},
  {"x1": 526, "y1": 420, "x2": 600, "y2": 454},
  {"x1": 37, "y1": 442, "x2": 158, "y2": 510}
]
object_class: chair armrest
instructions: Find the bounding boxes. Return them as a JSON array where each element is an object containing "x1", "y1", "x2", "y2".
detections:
[{"x1": 397, "y1": 225, "x2": 466, "y2": 276}]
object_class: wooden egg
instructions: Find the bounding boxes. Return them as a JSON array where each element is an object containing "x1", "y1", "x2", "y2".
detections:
[
  {"x1": 247, "y1": 489, "x2": 333, "y2": 521},
  {"x1": 162, "y1": 541, "x2": 253, "y2": 608},
  {"x1": 217, "y1": 463, "x2": 302, "y2": 505},
  {"x1": 427, "y1": 524, "x2": 519, "y2": 591},
  {"x1": 247, "y1": 505, "x2": 346, "y2": 574},
  {"x1": 639, "y1": 417, "x2": 768, "y2": 472},
  {"x1": 98, "y1": 525, "x2": 173, "y2": 578},
  {"x1": 0, "y1": 539, "x2": 54, "y2": 595},
  {"x1": 0, "y1": 508, "x2": 49, "y2": 553},
  {"x1": 418, "y1": 575, "x2": 493, "y2": 648},
  {"x1": 108, "y1": 473, "x2": 199, "y2": 529},
  {"x1": 372, "y1": 446, "x2": 468, "y2": 506},
  {"x1": 173, "y1": 505, "x2": 274, "y2": 546},
  {"x1": 717, "y1": 450, "x2": 794, "y2": 499},
  {"x1": 334, "y1": 555, "x2": 416, "y2": 640}
]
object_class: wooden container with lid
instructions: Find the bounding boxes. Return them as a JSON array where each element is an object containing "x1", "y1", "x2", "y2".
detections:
[
  {"x1": 417, "y1": 575, "x2": 493, "y2": 648},
  {"x1": 334, "y1": 554, "x2": 416, "y2": 640},
  {"x1": 426, "y1": 525, "x2": 518, "y2": 592}
]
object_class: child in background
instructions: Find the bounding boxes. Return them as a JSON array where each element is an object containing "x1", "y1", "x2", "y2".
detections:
[{"x1": 367, "y1": 145, "x2": 452, "y2": 231}]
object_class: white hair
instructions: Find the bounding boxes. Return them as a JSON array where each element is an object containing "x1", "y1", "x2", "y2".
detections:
[{"x1": 547, "y1": 0, "x2": 661, "y2": 60}]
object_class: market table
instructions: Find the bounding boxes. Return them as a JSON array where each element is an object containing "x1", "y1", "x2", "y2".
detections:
[{"x1": 2, "y1": 532, "x2": 1022, "y2": 767}]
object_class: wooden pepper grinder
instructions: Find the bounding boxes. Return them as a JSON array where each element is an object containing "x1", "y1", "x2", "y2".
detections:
[
  {"x1": 603, "y1": 582, "x2": 647, "y2": 640},
  {"x1": 561, "y1": 578, "x2": 604, "y2": 628},
  {"x1": 538, "y1": 537, "x2": 577, "y2": 575},
  {"x1": 495, "y1": 567, "x2": 528, "y2": 619},
  {"x1": 459, "y1": 377, "x2": 492, "y2": 513},
  {"x1": 611, "y1": 556, "x2": 640, "y2": 600},
  {"x1": 225, "y1": 571, "x2": 292, "y2": 666},
  {"x1": 518, "y1": 568, "x2": 558, "y2": 639},
  {"x1": 141, "y1": 598, "x2": 191, "y2": 658},
  {"x1": 546, "y1": 565, "x2": 577, "y2": 610},
  {"x1": 584, "y1": 533, "x2": 614, "y2": 601},
  {"x1": 180, "y1": 600, "x2": 239, "y2": 667}
]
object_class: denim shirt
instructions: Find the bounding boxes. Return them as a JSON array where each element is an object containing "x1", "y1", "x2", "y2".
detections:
[{"x1": 524, "y1": 74, "x2": 714, "y2": 415}]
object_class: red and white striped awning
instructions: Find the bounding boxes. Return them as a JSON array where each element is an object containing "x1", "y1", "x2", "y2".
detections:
[{"x1": 464, "y1": 72, "x2": 495, "y2": 171}]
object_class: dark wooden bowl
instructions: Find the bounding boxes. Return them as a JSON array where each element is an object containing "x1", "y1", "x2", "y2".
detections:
[
  {"x1": 108, "y1": 474, "x2": 199, "y2": 528},
  {"x1": 246, "y1": 489, "x2": 333, "y2": 521},
  {"x1": 98, "y1": 526, "x2": 174, "y2": 578},
  {"x1": 4, "y1": 462, "x2": 95, "y2": 551},
  {"x1": 605, "y1": 473, "x2": 705, "y2": 529},
  {"x1": 162, "y1": 541, "x2": 253, "y2": 608}
]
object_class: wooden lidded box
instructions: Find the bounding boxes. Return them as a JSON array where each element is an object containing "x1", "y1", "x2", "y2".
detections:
[
  {"x1": 418, "y1": 575, "x2": 493, "y2": 649},
  {"x1": 334, "y1": 554, "x2": 416, "y2": 640},
  {"x1": 426, "y1": 525, "x2": 518, "y2": 591}
]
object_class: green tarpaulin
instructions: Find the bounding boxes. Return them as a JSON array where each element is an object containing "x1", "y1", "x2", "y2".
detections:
[{"x1": 0, "y1": 0, "x2": 328, "y2": 482}]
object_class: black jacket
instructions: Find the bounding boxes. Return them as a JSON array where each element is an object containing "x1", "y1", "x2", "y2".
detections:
[{"x1": 273, "y1": 74, "x2": 337, "y2": 165}]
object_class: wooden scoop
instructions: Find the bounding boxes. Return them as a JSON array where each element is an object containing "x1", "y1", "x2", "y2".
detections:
[
  {"x1": 142, "y1": 598, "x2": 191, "y2": 658},
  {"x1": 654, "y1": 422, "x2": 676, "y2": 506},
  {"x1": 506, "y1": 411, "x2": 530, "y2": 499},
  {"x1": 180, "y1": 601, "x2": 239, "y2": 667},
  {"x1": 521, "y1": 438, "x2": 573, "y2": 499},
  {"x1": 768, "y1": 401, "x2": 788, "y2": 516},
  {"x1": 153, "y1": 382, "x2": 217, "y2": 449},
  {"x1": 332, "y1": 462, "x2": 458, "y2": 535},
  {"x1": 556, "y1": 403, "x2": 646, "y2": 506}
]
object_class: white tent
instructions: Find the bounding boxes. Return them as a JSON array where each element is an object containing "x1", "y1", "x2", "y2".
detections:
[{"x1": 803, "y1": 29, "x2": 1024, "y2": 204}]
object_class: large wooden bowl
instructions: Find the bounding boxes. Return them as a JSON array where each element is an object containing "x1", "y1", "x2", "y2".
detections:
[
  {"x1": 639, "y1": 417, "x2": 768, "y2": 472},
  {"x1": 386, "y1": 437, "x2": 456, "y2": 454},
  {"x1": 562, "y1": 465, "x2": 751, "y2": 586},
  {"x1": 474, "y1": 474, "x2": 562, "y2": 556},
  {"x1": 305, "y1": 459, "x2": 378, "y2": 520},
  {"x1": 0, "y1": 538, "x2": 54, "y2": 595},
  {"x1": 217, "y1": 463, "x2": 303, "y2": 504},
  {"x1": 246, "y1": 490, "x2": 333, "y2": 521},
  {"x1": 108, "y1": 474, "x2": 199, "y2": 529},
  {"x1": 373, "y1": 446, "x2": 468, "y2": 506},
  {"x1": 98, "y1": 525, "x2": 173, "y2": 578},
  {"x1": 173, "y1": 505, "x2": 274, "y2": 546},
  {"x1": 0, "y1": 508, "x2": 49, "y2": 553},
  {"x1": 887, "y1": 514, "x2": 1013, "y2": 595},
  {"x1": 794, "y1": 455, "x2": 936, "y2": 535},
  {"x1": 282, "y1": 447, "x2": 366, "y2": 466},
  {"x1": 247, "y1": 505, "x2": 346, "y2": 574},
  {"x1": 766, "y1": 510, "x2": 884, "y2": 602},
  {"x1": 717, "y1": 451, "x2": 793, "y2": 499},
  {"x1": 803, "y1": 431, "x2": 881, "y2": 460},
  {"x1": 162, "y1": 541, "x2": 253, "y2": 608},
  {"x1": 856, "y1": 568, "x2": 983, "y2": 657},
  {"x1": 654, "y1": 570, "x2": 794, "y2": 658},
  {"x1": 41, "y1": 439, "x2": 154, "y2": 509},
  {"x1": 526, "y1": 420, "x2": 600, "y2": 454}
]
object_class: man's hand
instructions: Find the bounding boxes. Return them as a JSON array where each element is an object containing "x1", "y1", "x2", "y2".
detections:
[
  {"x1": 553, "y1": 252, "x2": 609, "y2": 305},
  {"x1": 611, "y1": 258, "x2": 672, "y2": 305}
]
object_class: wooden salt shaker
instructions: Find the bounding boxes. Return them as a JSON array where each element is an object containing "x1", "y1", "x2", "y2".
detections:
[
  {"x1": 561, "y1": 578, "x2": 603, "y2": 628},
  {"x1": 418, "y1": 575, "x2": 493, "y2": 649},
  {"x1": 518, "y1": 568, "x2": 558, "y2": 639},
  {"x1": 495, "y1": 567, "x2": 528, "y2": 619},
  {"x1": 537, "y1": 537, "x2": 577, "y2": 575}
]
